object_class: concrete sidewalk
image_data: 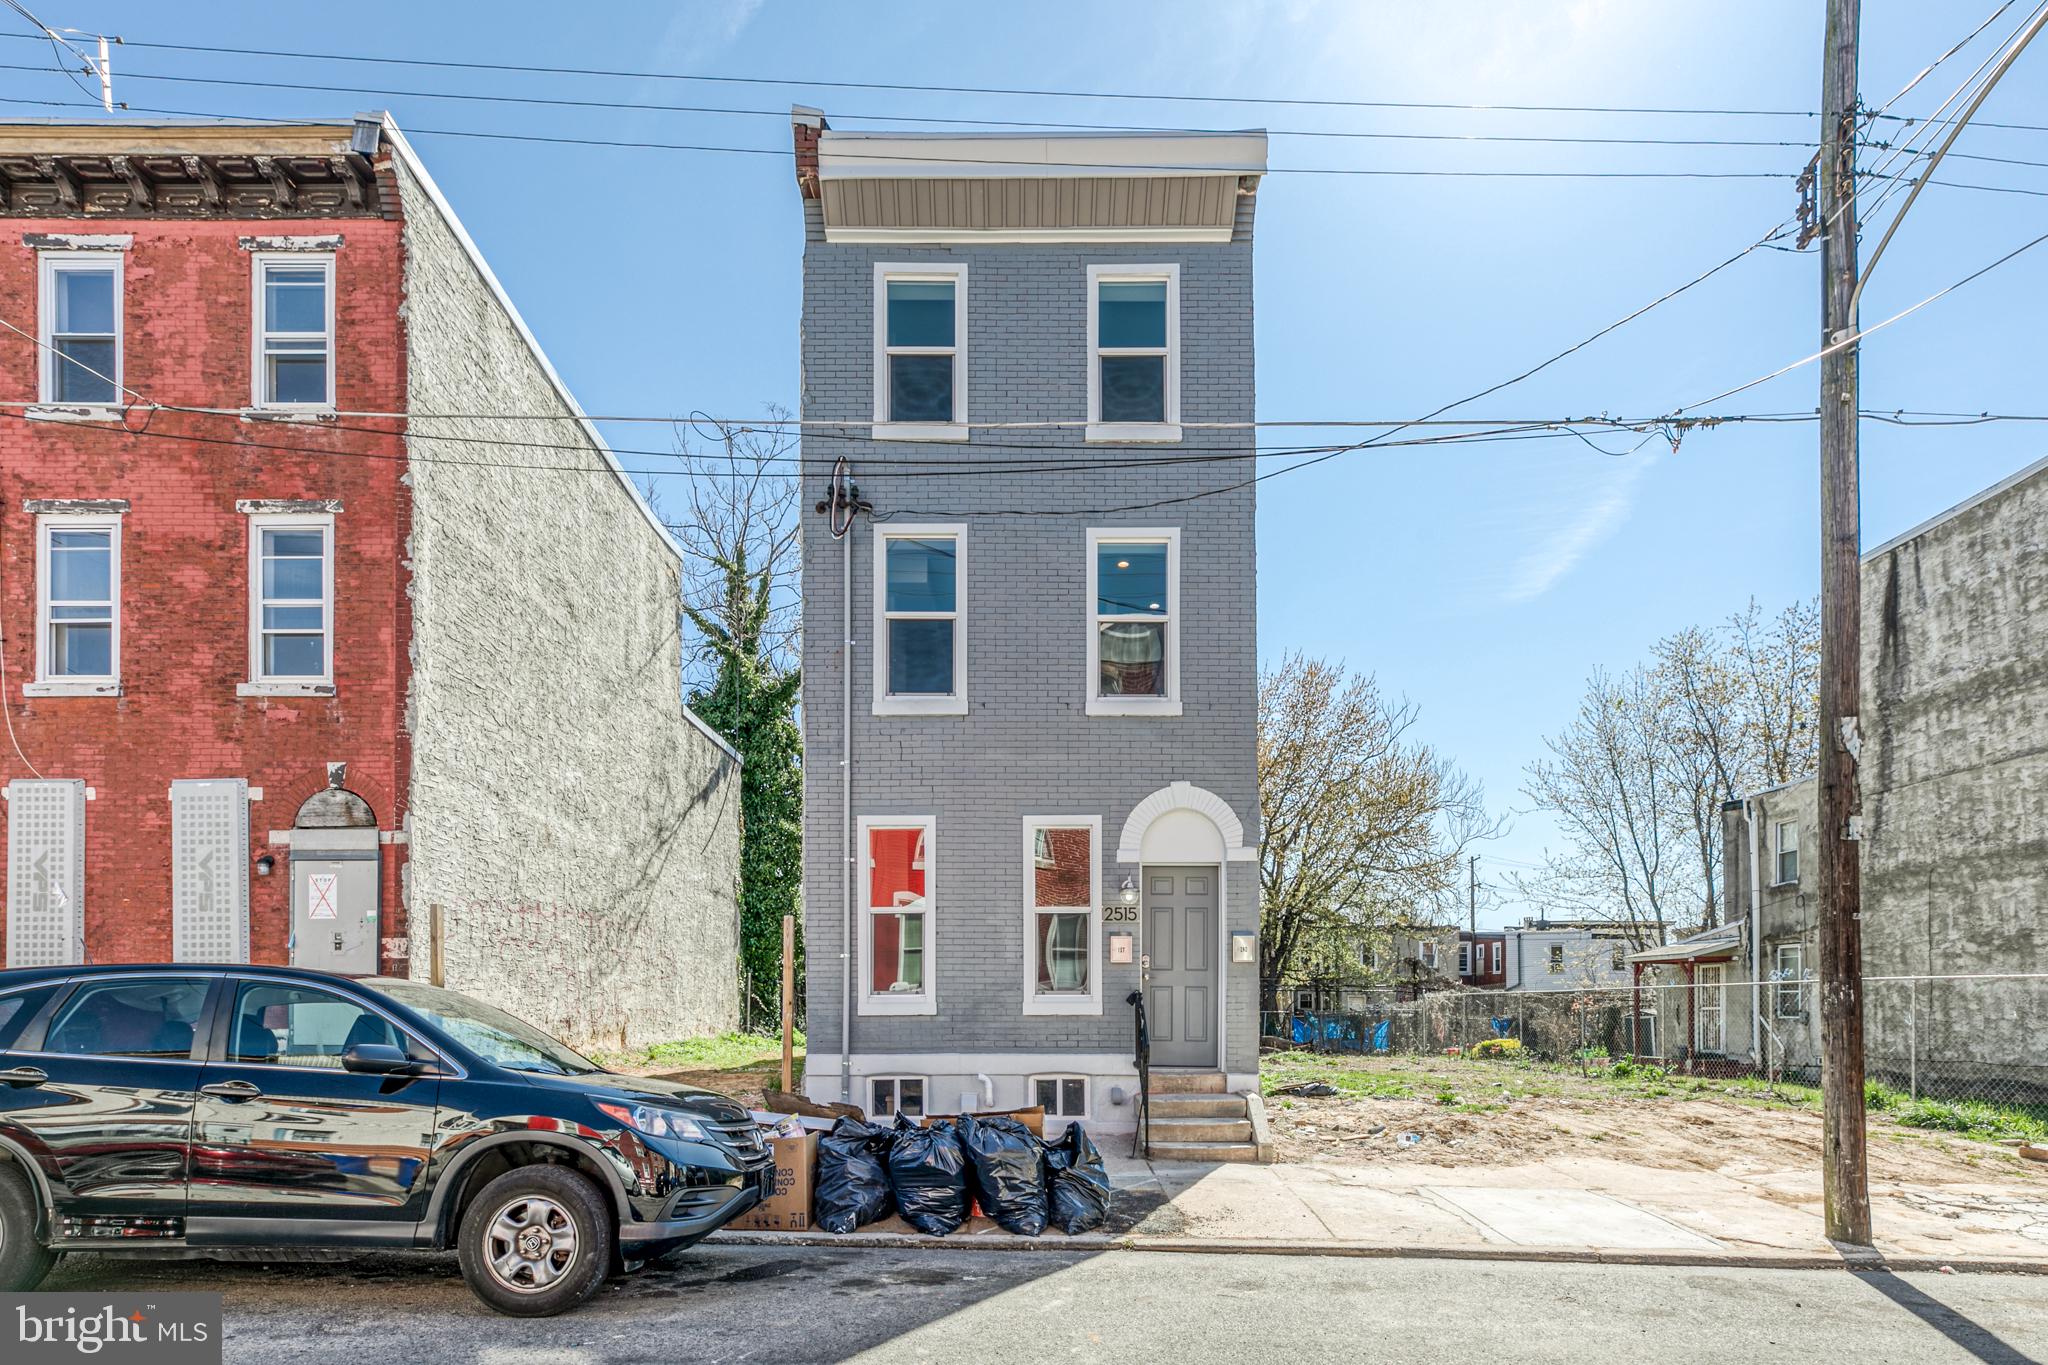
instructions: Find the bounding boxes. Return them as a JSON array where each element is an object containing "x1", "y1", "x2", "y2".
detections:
[{"x1": 712, "y1": 1147, "x2": 2048, "y2": 1271}]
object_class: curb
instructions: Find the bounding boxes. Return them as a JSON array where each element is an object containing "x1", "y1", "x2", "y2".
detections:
[{"x1": 707, "y1": 1229, "x2": 2048, "y2": 1276}]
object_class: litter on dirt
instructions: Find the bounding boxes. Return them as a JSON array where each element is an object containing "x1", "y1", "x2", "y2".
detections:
[{"x1": 1275, "y1": 1082, "x2": 1339, "y2": 1098}]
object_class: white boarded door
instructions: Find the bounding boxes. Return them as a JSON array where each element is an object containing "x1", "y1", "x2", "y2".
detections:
[
  {"x1": 171, "y1": 778, "x2": 250, "y2": 963},
  {"x1": 5, "y1": 778, "x2": 85, "y2": 967}
]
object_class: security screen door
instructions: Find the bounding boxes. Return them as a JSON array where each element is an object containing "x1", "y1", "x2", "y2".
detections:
[{"x1": 1144, "y1": 865, "x2": 1218, "y2": 1067}]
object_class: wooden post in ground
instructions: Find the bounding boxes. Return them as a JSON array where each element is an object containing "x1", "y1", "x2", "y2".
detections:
[
  {"x1": 780, "y1": 914, "x2": 795, "y2": 1095},
  {"x1": 429, "y1": 902, "x2": 445, "y2": 987},
  {"x1": 1817, "y1": 0, "x2": 1872, "y2": 1247}
]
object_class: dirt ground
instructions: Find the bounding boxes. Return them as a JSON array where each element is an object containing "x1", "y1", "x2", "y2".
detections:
[{"x1": 1262, "y1": 1053, "x2": 2048, "y2": 1187}]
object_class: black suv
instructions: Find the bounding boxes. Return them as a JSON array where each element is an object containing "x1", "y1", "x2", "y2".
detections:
[{"x1": 0, "y1": 964, "x2": 771, "y2": 1316}]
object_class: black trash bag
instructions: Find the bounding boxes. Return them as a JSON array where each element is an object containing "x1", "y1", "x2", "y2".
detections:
[
  {"x1": 887, "y1": 1116, "x2": 970, "y2": 1236},
  {"x1": 815, "y1": 1116, "x2": 895, "y2": 1234},
  {"x1": 1043, "y1": 1123, "x2": 1113, "y2": 1235},
  {"x1": 956, "y1": 1113, "x2": 1047, "y2": 1236}
]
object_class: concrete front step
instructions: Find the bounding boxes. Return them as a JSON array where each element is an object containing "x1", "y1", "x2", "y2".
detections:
[
  {"x1": 1146, "y1": 1139, "x2": 1265, "y2": 1164},
  {"x1": 1146, "y1": 1094, "x2": 1249, "y2": 1119},
  {"x1": 1147, "y1": 1117, "x2": 1254, "y2": 1143},
  {"x1": 1147, "y1": 1069, "x2": 1227, "y2": 1095}
]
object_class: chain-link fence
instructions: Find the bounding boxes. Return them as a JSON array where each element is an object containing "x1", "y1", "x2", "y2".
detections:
[{"x1": 1261, "y1": 972, "x2": 2048, "y2": 1108}]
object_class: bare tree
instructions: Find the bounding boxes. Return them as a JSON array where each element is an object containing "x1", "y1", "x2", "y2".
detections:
[
  {"x1": 1258, "y1": 654, "x2": 1498, "y2": 1012},
  {"x1": 663, "y1": 412, "x2": 801, "y2": 691}
]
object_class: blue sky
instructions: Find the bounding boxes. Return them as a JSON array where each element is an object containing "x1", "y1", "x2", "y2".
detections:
[{"x1": 7, "y1": 1, "x2": 2044, "y2": 925}]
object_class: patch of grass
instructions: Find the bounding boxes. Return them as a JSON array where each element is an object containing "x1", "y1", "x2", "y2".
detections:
[
  {"x1": 1891, "y1": 1096, "x2": 2048, "y2": 1145},
  {"x1": 594, "y1": 1029, "x2": 801, "y2": 1075},
  {"x1": 1261, "y1": 1051, "x2": 1420, "y2": 1100}
]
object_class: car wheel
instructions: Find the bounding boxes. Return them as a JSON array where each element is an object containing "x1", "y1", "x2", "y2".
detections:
[
  {"x1": 456, "y1": 1166, "x2": 612, "y2": 1317},
  {"x1": 0, "y1": 1163, "x2": 56, "y2": 1292}
]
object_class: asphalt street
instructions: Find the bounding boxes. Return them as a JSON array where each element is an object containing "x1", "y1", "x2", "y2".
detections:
[{"x1": 43, "y1": 1243, "x2": 2048, "y2": 1364}]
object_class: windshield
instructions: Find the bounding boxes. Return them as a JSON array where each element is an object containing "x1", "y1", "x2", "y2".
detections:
[{"x1": 367, "y1": 980, "x2": 600, "y2": 1076}]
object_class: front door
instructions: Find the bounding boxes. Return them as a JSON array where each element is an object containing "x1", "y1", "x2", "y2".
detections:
[
  {"x1": 188, "y1": 978, "x2": 439, "y2": 1230},
  {"x1": 1144, "y1": 865, "x2": 1218, "y2": 1068},
  {"x1": 290, "y1": 839, "x2": 379, "y2": 975}
]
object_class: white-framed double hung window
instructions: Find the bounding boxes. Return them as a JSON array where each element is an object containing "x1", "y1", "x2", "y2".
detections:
[
  {"x1": 872, "y1": 263, "x2": 967, "y2": 441},
  {"x1": 1085, "y1": 527, "x2": 1180, "y2": 716},
  {"x1": 1773, "y1": 942, "x2": 1808, "y2": 1019},
  {"x1": 1774, "y1": 820, "x2": 1800, "y2": 886},
  {"x1": 873, "y1": 524, "x2": 966, "y2": 716},
  {"x1": 250, "y1": 252, "x2": 335, "y2": 409},
  {"x1": 1086, "y1": 264, "x2": 1180, "y2": 442},
  {"x1": 27, "y1": 513, "x2": 121, "y2": 696},
  {"x1": 38, "y1": 251, "x2": 123, "y2": 408},
  {"x1": 1022, "y1": 816, "x2": 1101, "y2": 1016},
  {"x1": 858, "y1": 817, "x2": 936, "y2": 1016},
  {"x1": 241, "y1": 512, "x2": 334, "y2": 695}
]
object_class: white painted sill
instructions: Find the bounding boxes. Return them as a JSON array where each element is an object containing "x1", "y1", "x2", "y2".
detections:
[
  {"x1": 858, "y1": 992, "x2": 938, "y2": 1017},
  {"x1": 23, "y1": 679, "x2": 121, "y2": 698},
  {"x1": 873, "y1": 694, "x2": 968, "y2": 717},
  {"x1": 1086, "y1": 422, "x2": 1182, "y2": 444},
  {"x1": 24, "y1": 404, "x2": 129, "y2": 424},
  {"x1": 1086, "y1": 697, "x2": 1183, "y2": 718},
  {"x1": 1022, "y1": 994, "x2": 1103, "y2": 1017},
  {"x1": 241, "y1": 406, "x2": 337, "y2": 423},
  {"x1": 871, "y1": 422, "x2": 970, "y2": 443},
  {"x1": 238, "y1": 681, "x2": 336, "y2": 697}
]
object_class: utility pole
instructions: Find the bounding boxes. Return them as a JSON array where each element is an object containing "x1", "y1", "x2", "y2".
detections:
[{"x1": 1817, "y1": 0, "x2": 1871, "y2": 1249}]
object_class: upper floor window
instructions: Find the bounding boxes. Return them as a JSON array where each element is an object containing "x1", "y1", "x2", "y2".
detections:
[
  {"x1": 1611, "y1": 944, "x2": 1626, "y2": 971},
  {"x1": 1420, "y1": 940, "x2": 1438, "y2": 969},
  {"x1": 1085, "y1": 528, "x2": 1180, "y2": 716},
  {"x1": 1087, "y1": 264, "x2": 1180, "y2": 442},
  {"x1": 1774, "y1": 942, "x2": 1807, "y2": 1019},
  {"x1": 1547, "y1": 944, "x2": 1565, "y2": 974},
  {"x1": 244, "y1": 513, "x2": 333, "y2": 693},
  {"x1": 1458, "y1": 943, "x2": 1471, "y2": 975},
  {"x1": 1775, "y1": 820, "x2": 1799, "y2": 885},
  {"x1": 860, "y1": 818, "x2": 936, "y2": 1016},
  {"x1": 39, "y1": 252, "x2": 122, "y2": 406},
  {"x1": 873, "y1": 525, "x2": 965, "y2": 716},
  {"x1": 1023, "y1": 818, "x2": 1100, "y2": 1016},
  {"x1": 873, "y1": 265, "x2": 966, "y2": 440},
  {"x1": 30, "y1": 514, "x2": 120, "y2": 695},
  {"x1": 252, "y1": 253, "x2": 334, "y2": 408}
]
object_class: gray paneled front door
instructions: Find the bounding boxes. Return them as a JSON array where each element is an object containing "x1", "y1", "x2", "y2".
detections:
[{"x1": 1144, "y1": 865, "x2": 1218, "y2": 1068}]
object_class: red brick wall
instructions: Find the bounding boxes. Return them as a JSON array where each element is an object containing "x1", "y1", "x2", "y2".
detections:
[{"x1": 0, "y1": 214, "x2": 411, "y2": 966}]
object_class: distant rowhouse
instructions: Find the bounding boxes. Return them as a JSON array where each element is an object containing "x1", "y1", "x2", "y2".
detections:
[{"x1": 0, "y1": 116, "x2": 739, "y2": 1048}]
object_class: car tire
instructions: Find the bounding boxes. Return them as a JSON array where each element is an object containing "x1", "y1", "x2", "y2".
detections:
[
  {"x1": 0, "y1": 1163, "x2": 56, "y2": 1292},
  {"x1": 456, "y1": 1165, "x2": 613, "y2": 1317}
]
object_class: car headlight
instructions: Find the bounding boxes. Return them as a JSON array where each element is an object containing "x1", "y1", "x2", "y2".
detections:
[{"x1": 595, "y1": 1101, "x2": 711, "y2": 1142}]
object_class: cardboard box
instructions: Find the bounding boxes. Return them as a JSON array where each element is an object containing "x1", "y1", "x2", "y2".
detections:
[
  {"x1": 916, "y1": 1105, "x2": 1045, "y2": 1136},
  {"x1": 725, "y1": 1130, "x2": 819, "y2": 1232}
]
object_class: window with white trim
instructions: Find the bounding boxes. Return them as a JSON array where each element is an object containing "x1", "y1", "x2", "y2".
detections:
[
  {"x1": 870, "y1": 1076, "x2": 925, "y2": 1120},
  {"x1": 1086, "y1": 527, "x2": 1180, "y2": 716},
  {"x1": 1547, "y1": 944, "x2": 1565, "y2": 974},
  {"x1": 1458, "y1": 943, "x2": 1471, "y2": 976},
  {"x1": 1031, "y1": 1075, "x2": 1089, "y2": 1120},
  {"x1": 1774, "y1": 821, "x2": 1799, "y2": 886},
  {"x1": 1490, "y1": 942, "x2": 1502, "y2": 974},
  {"x1": 1420, "y1": 940, "x2": 1438, "y2": 969},
  {"x1": 1023, "y1": 817, "x2": 1100, "y2": 1015},
  {"x1": 39, "y1": 252, "x2": 122, "y2": 405},
  {"x1": 860, "y1": 818, "x2": 936, "y2": 1015},
  {"x1": 245, "y1": 513, "x2": 334, "y2": 692},
  {"x1": 252, "y1": 252, "x2": 335, "y2": 408},
  {"x1": 1774, "y1": 942, "x2": 1807, "y2": 1019},
  {"x1": 872, "y1": 264, "x2": 966, "y2": 440},
  {"x1": 873, "y1": 526, "x2": 965, "y2": 715},
  {"x1": 31, "y1": 514, "x2": 120, "y2": 694},
  {"x1": 1087, "y1": 264, "x2": 1179, "y2": 441}
]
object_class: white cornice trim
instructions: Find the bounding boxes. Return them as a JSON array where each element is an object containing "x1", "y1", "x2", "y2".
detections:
[
  {"x1": 819, "y1": 130, "x2": 1267, "y2": 180},
  {"x1": 825, "y1": 225, "x2": 1234, "y2": 246}
]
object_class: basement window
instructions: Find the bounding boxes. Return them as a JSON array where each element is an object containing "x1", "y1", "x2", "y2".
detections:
[
  {"x1": 869, "y1": 1076, "x2": 926, "y2": 1120},
  {"x1": 872, "y1": 265, "x2": 967, "y2": 440},
  {"x1": 252, "y1": 253, "x2": 335, "y2": 409},
  {"x1": 1031, "y1": 1075, "x2": 1089, "y2": 1120}
]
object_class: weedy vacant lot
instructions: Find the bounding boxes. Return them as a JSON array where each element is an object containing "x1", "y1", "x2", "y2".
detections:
[{"x1": 1262, "y1": 1051, "x2": 2048, "y2": 1185}]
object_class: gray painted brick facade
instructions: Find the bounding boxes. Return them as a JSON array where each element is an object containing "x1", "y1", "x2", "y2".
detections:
[{"x1": 799, "y1": 196, "x2": 1262, "y2": 1118}]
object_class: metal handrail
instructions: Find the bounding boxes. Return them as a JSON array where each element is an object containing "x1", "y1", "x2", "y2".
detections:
[{"x1": 1126, "y1": 988, "x2": 1150, "y2": 1160}]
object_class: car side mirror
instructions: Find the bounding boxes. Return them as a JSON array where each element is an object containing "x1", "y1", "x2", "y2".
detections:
[{"x1": 342, "y1": 1043, "x2": 419, "y2": 1075}]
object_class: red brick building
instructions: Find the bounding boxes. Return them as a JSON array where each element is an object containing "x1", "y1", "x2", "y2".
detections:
[{"x1": 0, "y1": 118, "x2": 740, "y2": 1044}]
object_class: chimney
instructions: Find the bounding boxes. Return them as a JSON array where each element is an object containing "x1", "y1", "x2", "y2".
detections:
[{"x1": 791, "y1": 105, "x2": 827, "y2": 200}]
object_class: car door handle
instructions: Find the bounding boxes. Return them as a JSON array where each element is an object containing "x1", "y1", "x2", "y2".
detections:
[
  {"x1": 0, "y1": 1066, "x2": 47, "y2": 1087},
  {"x1": 199, "y1": 1080, "x2": 263, "y2": 1102}
]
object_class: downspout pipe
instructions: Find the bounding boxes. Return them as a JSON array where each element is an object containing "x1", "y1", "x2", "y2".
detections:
[{"x1": 840, "y1": 515, "x2": 853, "y2": 1103}]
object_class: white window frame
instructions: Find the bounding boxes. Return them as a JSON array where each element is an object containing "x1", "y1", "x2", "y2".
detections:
[
  {"x1": 1458, "y1": 943, "x2": 1471, "y2": 976},
  {"x1": 1020, "y1": 815, "x2": 1102, "y2": 1017},
  {"x1": 26, "y1": 513, "x2": 121, "y2": 697},
  {"x1": 1774, "y1": 942, "x2": 1807, "y2": 1019},
  {"x1": 857, "y1": 816, "x2": 938, "y2": 1016},
  {"x1": 250, "y1": 251, "x2": 336, "y2": 411},
  {"x1": 37, "y1": 250, "x2": 124, "y2": 411},
  {"x1": 1084, "y1": 526, "x2": 1181, "y2": 717},
  {"x1": 872, "y1": 263, "x2": 968, "y2": 442},
  {"x1": 1491, "y1": 942, "x2": 1502, "y2": 974},
  {"x1": 872, "y1": 524, "x2": 967, "y2": 717},
  {"x1": 1695, "y1": 963, "x2": 1727, "y2": 1052},
  {"x1": 1086, "y1": 263, "x2": 1181, "y2": 443},
  {"x1": 1774, "y1": 820, "x2": 1800, "y2": 886},
  {"x1": 1028, "y1": 1073, "x2": 1091, "y2": 1121},
  {"x1": 240, "y1": 511, "x2": 335, "y2": 696},
  {"x1": 868, "y1": 1075, "x2": 929, "y2": 1120}
]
